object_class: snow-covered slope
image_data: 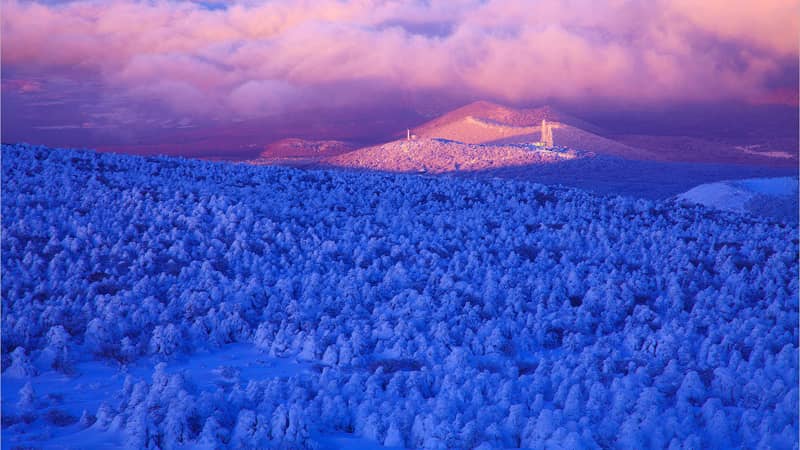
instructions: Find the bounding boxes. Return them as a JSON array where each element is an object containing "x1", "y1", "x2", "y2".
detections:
[
  {"x1": 678, "y1": 177, "x2": 798, "y2": 222},
  {"x1": 256, "y1": 138, "x2": 355, "y2": 158},
  {"x1": 248, "y1": 138, "x2": 357, "y2": 168},
  {"x1": 412, "y1": 101, "x2": 603, "y2": 141},
  {"x1": 616, "y1": 135, "x2": 798, "y2": 167},
  {"x1": 323, "y1": 138, "x2": 584, "y2": 173},
  {"x1": 407, "y1": 101, "x2": 657, "y2": 160},
  {"x1": 488, "y1": 123, "x2": 656, "y2": 159},
  {"x1": 2, "y1": 144, "x2": 798, "y2": 449}
]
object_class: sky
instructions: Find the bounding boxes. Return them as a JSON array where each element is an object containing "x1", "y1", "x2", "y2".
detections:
[{"x1": 2, "y1": 0, "x2": 798, "y2": 157}]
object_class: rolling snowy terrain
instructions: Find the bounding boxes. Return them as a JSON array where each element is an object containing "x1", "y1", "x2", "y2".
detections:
[
  {"x1": 677, "y1": 177, "x2": 798, "y2": 223},
  {"x1": 248, "y1": 139, "x2": 357, "y2": 168},
  {"x1": 468, "y1": 155, "x2": 798, "y2": 202},
  {"x1": 2, "y1": 144, "x2": 798, "y2": 449},
  {"x1": 245, "y1": 101, "x2": 797, "y2": 203}
]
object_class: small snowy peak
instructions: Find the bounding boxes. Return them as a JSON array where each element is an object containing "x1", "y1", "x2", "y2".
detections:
[
  {"x1": 412, "y1": 101, "x2": 603, "y2": 144},
  {"x1": 407, "y1": 101, "x2": 658, "y2": 161},
  {"x1": 678, "y1": 177, "x2": 798, "y2": 222},
  {"x1": 416, "y1": 116, "x2": 541, "y2": 145}
]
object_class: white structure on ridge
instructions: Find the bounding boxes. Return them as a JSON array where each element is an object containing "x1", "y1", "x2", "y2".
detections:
[{"x1": 541, "y1": 119, "x2": 554, "y2": 148}]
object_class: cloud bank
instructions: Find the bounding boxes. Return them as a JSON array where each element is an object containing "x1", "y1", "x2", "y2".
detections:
[{"x1": 2, "y1": 0, "x2": 798, "y2": 151}]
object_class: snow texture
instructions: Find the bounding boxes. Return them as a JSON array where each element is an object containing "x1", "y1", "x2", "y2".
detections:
[
  {"x1": 678, "y1": 177, "x2": 798, "y2": 223},
  {"x1": 323, "y1": 138, "x2": 581, "y2": 174},
  {"x1": 2, "y1": 143, "x2": 798, "y2": 449}
]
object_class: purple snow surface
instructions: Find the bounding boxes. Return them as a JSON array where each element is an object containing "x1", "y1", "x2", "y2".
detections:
[{"x1": 2, "y1": 144, "x2": 798, "y2": 449}]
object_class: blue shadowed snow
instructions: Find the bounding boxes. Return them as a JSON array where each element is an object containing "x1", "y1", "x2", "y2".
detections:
[
  {"x1": 1, "y1": 143, "x2": 797, "y2": 449},
  {"x1": 678, "y1": 177, "x2": 798, "y2": 222}
]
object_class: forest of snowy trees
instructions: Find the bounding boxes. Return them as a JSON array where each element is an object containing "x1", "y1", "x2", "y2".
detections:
[{"x1": 2, "y1": 143, "x2": 797, "y2": 448}]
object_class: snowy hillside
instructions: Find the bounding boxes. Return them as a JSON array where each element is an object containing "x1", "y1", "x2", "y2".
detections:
[
  {"x1": 256, "y1": 138, "x2": 355, "y2": 158},
  {"x1": 487, "y1": 123, "x2": 655, "y2": 160},
  {"x1": 406, "y1": 101, "x2": 653, "y2": 160},
  {"x1": 248, "y1": 138, "x2": 357, "y2": 168},
  {"x1": 678, "y1": 177, "x2": 798, "y2": 222},
  {"x1": 412, "y1": 101, "x2": 603, "y2": 140},
  {"x1": 2, "y1": 144, "x2": 798, "y2": 449},
  {"x1": 617, "y1": 135, "x2": 798, "y2": 167},
  {"x1": 323, "y1": 138, "x2": 583, "y2": 173}
]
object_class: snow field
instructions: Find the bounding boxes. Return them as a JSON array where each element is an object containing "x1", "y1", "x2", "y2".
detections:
[{"x1": 2, "y1": 144, "x2": 797, "y2": 449}]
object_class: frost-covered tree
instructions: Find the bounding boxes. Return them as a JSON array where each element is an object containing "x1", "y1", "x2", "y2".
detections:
[
  {"x1": 17, "y1": 382, "x2": 36, "y2": 417},
  {"x1": 1, "y1": 144, "x2": 797, "y2": 449},
  {"x1": 5, "y1": 347, "x2": 37, "y2": 378}
]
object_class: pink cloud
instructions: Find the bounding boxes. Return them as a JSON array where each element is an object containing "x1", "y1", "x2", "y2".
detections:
[
  {"x1": 666, "y1": 0, "x2": 798, "y2": 57},
  {"x1": 1, "y1": 0, "x2": 797, "y2": 137}
]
